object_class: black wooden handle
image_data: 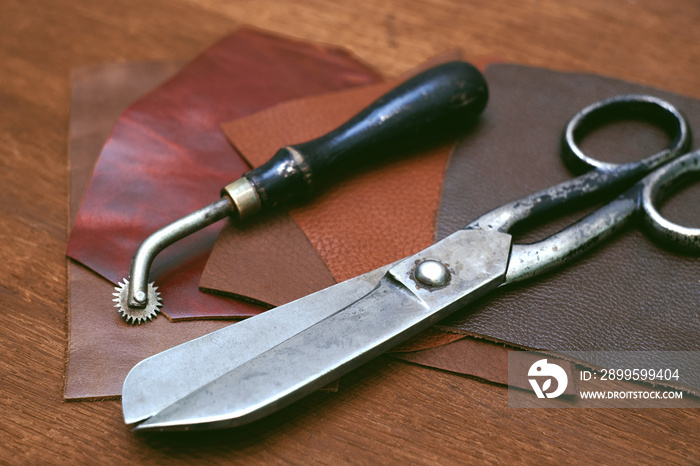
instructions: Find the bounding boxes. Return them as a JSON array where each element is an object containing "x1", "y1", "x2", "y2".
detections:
[{"x1": 244, "y1": 61, "x2": 488, "y2": 207}]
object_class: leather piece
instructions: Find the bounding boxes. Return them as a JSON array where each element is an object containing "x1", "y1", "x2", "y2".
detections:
[
  {"x1": 388, "y1": 328, "x2": 466, "y2": 353},
  {"x1": 199, "y1": 208, "x2": 336, "y2": 307},
  {"x1": 66, "y1": 263, "x2": 231, "y2": 400},
  {"x1": 66, "y1": 62, "x2": 230, "y2": 399},
  {"x1": 66, "y1": 28, "x2": 382, "y2": 320},
  {"x1": 436, "y1": 64, "x2": 700, "y2": 393},
  {"x1": 214, "y1": 82, "x2": 450, "y2": 286},
  {"x1": 391, "y1": 337, "x2": 577, "y2": 395}
]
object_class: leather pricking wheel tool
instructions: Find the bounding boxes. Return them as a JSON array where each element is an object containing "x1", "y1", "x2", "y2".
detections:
[{"x1": 114, "y1": 61, "x2": 489, "y2": 324}]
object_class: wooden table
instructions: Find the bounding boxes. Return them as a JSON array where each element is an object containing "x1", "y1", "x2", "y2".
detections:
[{"x1": 2, "y1": 0, "x2": 698, "y2": 463}]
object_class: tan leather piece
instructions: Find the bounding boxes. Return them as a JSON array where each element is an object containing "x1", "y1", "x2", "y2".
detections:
[
  {"x1": 218, "y1": 82, "x2": 450, "y2": 284},
  {"x1": 68, "y1": 61, "x2": 186, "y2": 228},
  {"x1": 436, "y1": 64, "x2": 700, "y2": 394},
  {"x1": 66, "y1": 62, "x2": 230, "y2": 399},
  {"x1": 66, "y1": 263, "x2": 231, "y2": 400}
]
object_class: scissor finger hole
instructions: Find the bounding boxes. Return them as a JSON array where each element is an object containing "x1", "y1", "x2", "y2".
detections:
[
  {"x1": 642, "y1": 151, "x2": 700, "y2": 254},
  {"x1": 562, "y1": 95, "x2": 689, "y2": 174}
]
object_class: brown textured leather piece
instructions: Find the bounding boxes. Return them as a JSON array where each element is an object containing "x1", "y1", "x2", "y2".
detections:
[
  {"x1": 66, "y1": 28, "x2": 382, "y2": 320},
  {"x1": 66, "y1": 62, "x2": 231, "y2": 399},
  {"x1": 215, "y1": 82, "x2": 450, "y2": 286},
  {"x1": 436, "y1": 64, "x2": 700, "y2": 393}
]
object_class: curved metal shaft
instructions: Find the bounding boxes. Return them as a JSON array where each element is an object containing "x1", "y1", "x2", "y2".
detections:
[{"x1": 127, "y1": 198, "x2": 234, "y2": 308}]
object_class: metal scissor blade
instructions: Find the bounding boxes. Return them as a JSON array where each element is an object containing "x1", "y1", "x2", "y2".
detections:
[
  {"x1": 134, "y1": 277, "x2": 428, "y2": 432},
  {"x1": 122, "y1": 263, "x2": 392, "y2": 424},
  {"x1": 132, "y1": 230, "x2": 511, "y2": 432}
]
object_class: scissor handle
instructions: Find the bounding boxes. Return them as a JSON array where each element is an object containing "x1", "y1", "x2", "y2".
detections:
[
  {"x1": 504, "y1": 149, "x2": 700, "y2": 283},
  {"x1": 562, "y1": 94, "x2": 689, "y2": 175},
  {"x1": 467, "y1": 94, "x2": 697, "y2": 283},
  {"x1": 640, "y1": 150, "x2": 700, "y2": 252},
  {"x1": 470, "y1": 95, "x2": 690, "y2": 234},
  {"x1": 564, "y1": 95, "x2": 700, "y2": 253}
]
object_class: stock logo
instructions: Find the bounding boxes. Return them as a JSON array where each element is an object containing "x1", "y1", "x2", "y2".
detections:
[{"x1": 528, "y1": 359, "x2": 568, "y2": 399}]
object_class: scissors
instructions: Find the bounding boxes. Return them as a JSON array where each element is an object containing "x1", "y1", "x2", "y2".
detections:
[{"x1": 122, "y1": 94, "x2": 700, "y2": 431}]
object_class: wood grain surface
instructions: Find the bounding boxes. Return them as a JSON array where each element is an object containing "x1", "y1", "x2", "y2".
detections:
[{"x1": 1, "y1": 0, "x2": 699, "y2": 463}]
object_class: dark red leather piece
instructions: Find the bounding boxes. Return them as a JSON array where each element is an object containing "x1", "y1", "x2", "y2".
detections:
[{"x1": 66, "y1": 28, "x2": 382, "y2": 320}]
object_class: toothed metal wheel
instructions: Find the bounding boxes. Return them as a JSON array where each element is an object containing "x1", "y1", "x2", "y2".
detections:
[{"x1": 113, "y1": 279, "x2": 162, "y2": 325}]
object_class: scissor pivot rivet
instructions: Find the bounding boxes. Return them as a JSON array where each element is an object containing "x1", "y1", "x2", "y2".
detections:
[{"x1": 415, "y1": 260, "x2": 451, "y2": 287}]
